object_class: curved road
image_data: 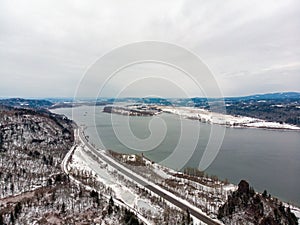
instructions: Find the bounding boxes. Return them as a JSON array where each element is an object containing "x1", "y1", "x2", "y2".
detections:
[{"x1": 78, "y1": 129, "x2": 221, "y2": 225}]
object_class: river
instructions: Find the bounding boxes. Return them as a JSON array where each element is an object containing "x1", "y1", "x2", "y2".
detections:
[{"x1": 52, "y1": 106, "x2": 300, "y2": 206}]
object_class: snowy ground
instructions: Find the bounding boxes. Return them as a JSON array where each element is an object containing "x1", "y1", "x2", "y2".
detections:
[
  {"x1": 68, "y1": 145, "x2": 161, "y2": 222},
  {"x1": 68, "y1": 144, "x2": 217, "y2": 225},
  {"x1": 159, "y1": 106, "x2": 300, "y2": 130},
  {"x1": 292, "y1": 208, "x2": 300, "y2": 224},
  {"x1": 286, "y1": 204, "x2": 300, "y2": 224}
]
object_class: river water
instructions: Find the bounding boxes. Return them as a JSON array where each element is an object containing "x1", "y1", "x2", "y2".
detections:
[{"x1": 52, "y1": 106, "x2": 300, "y2": 206}]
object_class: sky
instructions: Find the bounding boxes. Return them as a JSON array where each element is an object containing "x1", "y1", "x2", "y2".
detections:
[{"x1": 0, "y1": 0, "x2": 299, "y2": 98}]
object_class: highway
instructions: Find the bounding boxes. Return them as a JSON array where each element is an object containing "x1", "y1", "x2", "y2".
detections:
[{"x1": 77, "y1": 129, "x2": 221, "y2": 225}]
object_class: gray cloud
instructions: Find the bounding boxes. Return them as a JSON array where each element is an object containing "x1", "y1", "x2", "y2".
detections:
[{"x1": 0, "y1": 0, "x2": 299, "y2": 97}]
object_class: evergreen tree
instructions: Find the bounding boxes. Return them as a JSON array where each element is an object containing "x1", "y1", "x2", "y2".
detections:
[
  {"x1": 10, "y1": 212, "x2": 15, "y2": 224},
  {"x1": 109, "y1": 196, "x2": 114, "y2": 207},
  {"x1": 186, "y1": 208, "x2": 191, "y2": 224},
  {"x1": 14, "y1": 202, "x2": 22, "y2": 218},
  {"x1": 122, "y1": 209, "x2": 140, "y2": 225},
  {"x1": 262, "y1": 190, "x2": 268, "y2": 198},
  {"x1": 10, "y1": 183, "x2": 14, "y2": 193},
  {"x1": 108, "y1": 204, "x2": 113, "y2": 215},
  {"x1": 0, "y1": 214, "x2": 4, "y2": 225},
  {"x1": 61, "y1": 202, "x2": 66, "y2": 214}
]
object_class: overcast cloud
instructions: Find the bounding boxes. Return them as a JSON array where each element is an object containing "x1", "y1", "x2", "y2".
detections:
[{"x1": 0, "y1": 0, "x2": 299, "y2": 98}]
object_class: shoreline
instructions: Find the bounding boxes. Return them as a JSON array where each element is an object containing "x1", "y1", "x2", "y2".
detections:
[
  {"x1": 75, "y1": 127, "x2": 300, "y2": 223},
  {"x1": 158, "y1": 106, "x2": 300, "y2": 131},
  {"x1": 61, "y1": 128, "x2": 152, "y2": 225},
  {"x1": 88, "y1": 104, "x2": 300, "y2": 131},
  {"x1": 77, "y1": 127, "x2": 223, "y2": 224},
  {"x1": 50, "y1": 108, "x2": 300, "y2": 205},
  {"x1": 50, "y1": 107, "x2": 300, "y2": 207}
]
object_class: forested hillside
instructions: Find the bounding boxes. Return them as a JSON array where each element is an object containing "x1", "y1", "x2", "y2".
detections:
[{"x1": 0, "y1": 106, "x2": 142, "y2": 224}]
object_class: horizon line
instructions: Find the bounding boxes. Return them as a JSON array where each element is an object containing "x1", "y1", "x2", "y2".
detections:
[{"x1": 0, "y1": 91, "x2": 300, "y2": 100}]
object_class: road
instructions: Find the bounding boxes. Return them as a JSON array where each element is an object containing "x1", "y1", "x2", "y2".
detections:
[{"x1": 77, "y1": 129, "x2": 221, "y2": 225}]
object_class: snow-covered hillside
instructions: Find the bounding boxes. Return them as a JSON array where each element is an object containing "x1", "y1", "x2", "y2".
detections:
[{"x1": 0, "y1": 107, "x2": 144, "y2": 225}]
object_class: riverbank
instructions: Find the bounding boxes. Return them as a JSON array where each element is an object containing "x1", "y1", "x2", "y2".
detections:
[
  {"x1": 76, "y1": 127, "x2": 223, "y2": 224},
  {"x1": 70, "y1": 127, "x2": 300, "y2": 224},
  {"x1": 159, "y1": 106, "x2": 300, "y2": 131},
  {"x1": 51, "y1": 106, "x2": 300, "y2": 206},
  {"x1": 61, "y1": 129, "x2": 152, "y2": 225}
]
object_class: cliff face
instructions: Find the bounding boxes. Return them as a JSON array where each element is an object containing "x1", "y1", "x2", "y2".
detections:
[{"x1": 218, "y1": 180, "x2": 298, "y2": 225}]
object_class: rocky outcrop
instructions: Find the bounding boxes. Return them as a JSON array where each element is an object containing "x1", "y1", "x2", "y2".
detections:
[{"x1": 218, "y1": 180, "x2": 298, "y2": 225}]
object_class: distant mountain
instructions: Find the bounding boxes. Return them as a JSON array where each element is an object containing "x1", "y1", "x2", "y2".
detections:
[
  {"x1": 1, "y1": 92, "x2": 299, "y2": 109},
  {"x1": 0, "y1": 98, "x2": 53, "y2": 109},
  {"x1": 226, "y1": 92, "x2": 300, "y2": 101}
]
